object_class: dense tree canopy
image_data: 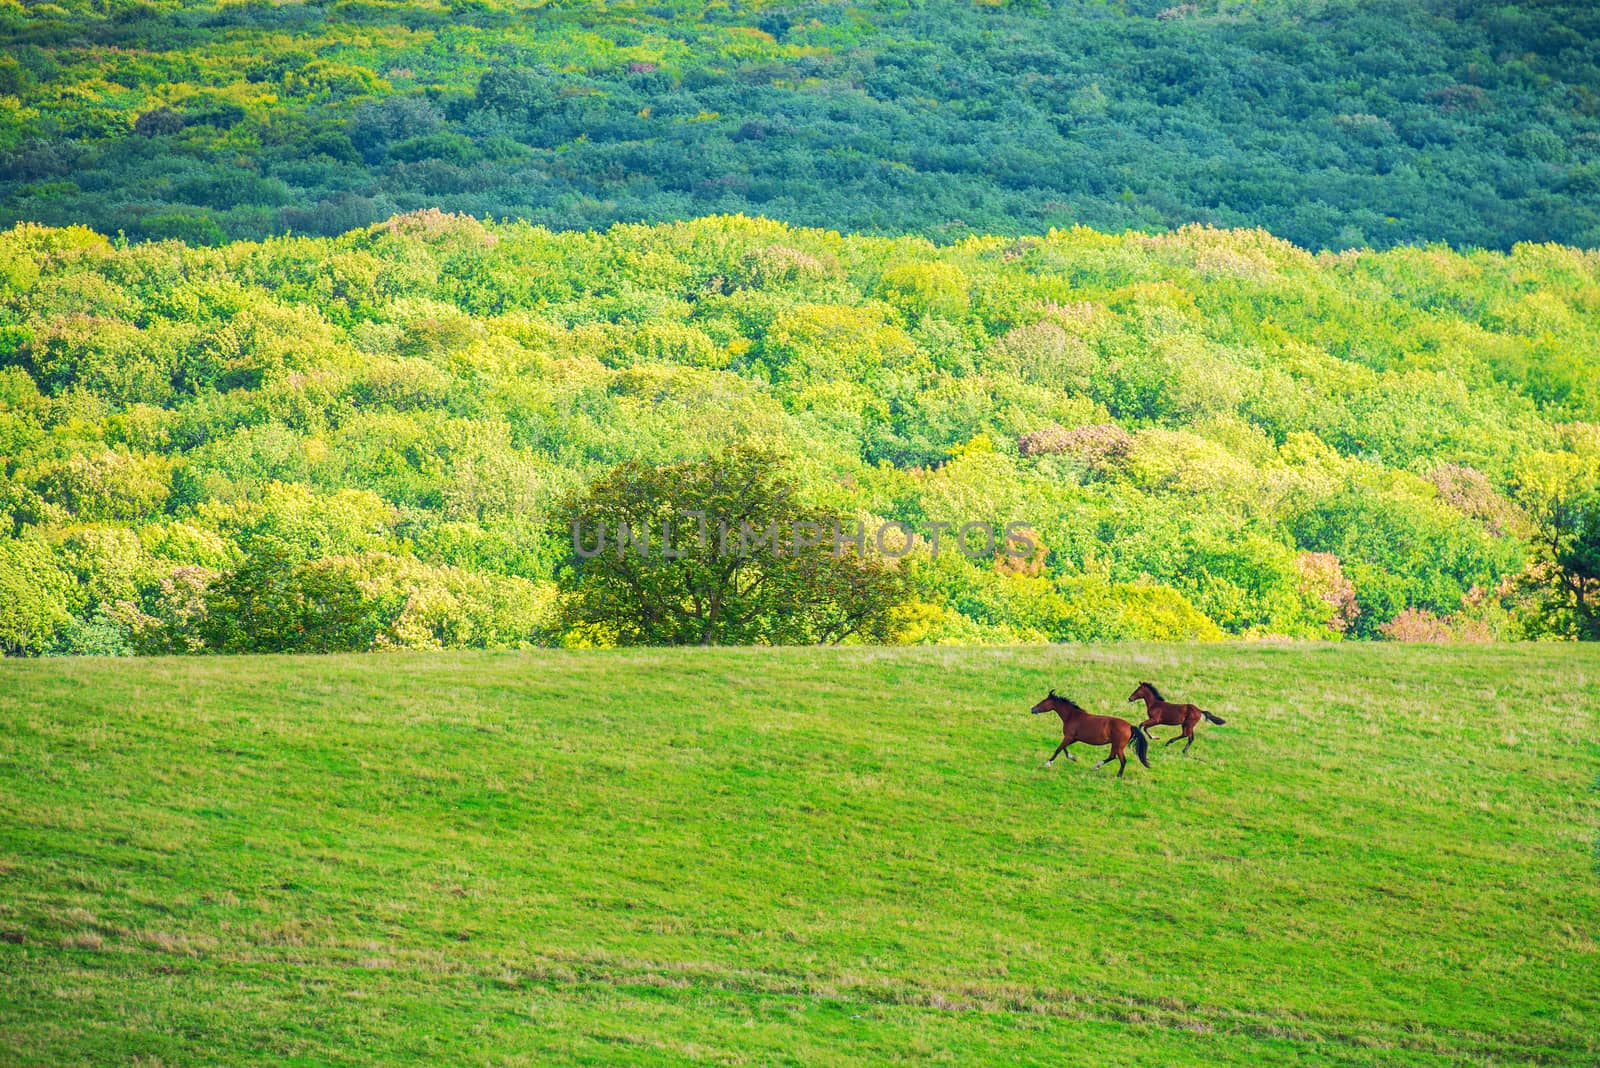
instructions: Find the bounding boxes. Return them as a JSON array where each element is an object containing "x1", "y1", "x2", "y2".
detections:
[
  {"x1": 1, "y1": 0, "x2": 1598, "y2": 252},
  {"x1": 1, "y1": 212, "x2": 1595, "y2": 652}
]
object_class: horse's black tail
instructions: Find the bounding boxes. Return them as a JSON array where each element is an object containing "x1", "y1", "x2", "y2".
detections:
[
  {"x1": 1130, "y1": 724, "x2": 1150, "y2": 768},
  {"x1": 1201, "y1": 709, "x2": 1226, "y2": 726}
]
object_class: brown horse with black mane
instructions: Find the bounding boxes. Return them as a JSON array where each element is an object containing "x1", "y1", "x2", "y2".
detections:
[
  {"x1": 1128, "y1": 682, "x2": 1225, "y2": 755},
  {"x1": 1031, "y1": 690, "x2": 1150, "y2": 777}
]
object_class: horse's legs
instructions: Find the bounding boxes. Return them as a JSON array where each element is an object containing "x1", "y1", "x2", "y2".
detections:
[
  {"x1": 1182, "y1": 723, "x2": 1196, "y2": 754},
  {"x1": 1164, "y1": 735, "x2": 1182, "y2": 746},
  {"x1": 1046, "y1": 742, "x2": 1065, "y2": 766},
  {"x1": 1061, "y1": 741, "x2": 1076, "y2": 761}
]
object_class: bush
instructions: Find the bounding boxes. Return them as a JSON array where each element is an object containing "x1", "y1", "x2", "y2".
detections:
[{"x1": 0, "y1": 535, "x2": 73, "y2": 654}]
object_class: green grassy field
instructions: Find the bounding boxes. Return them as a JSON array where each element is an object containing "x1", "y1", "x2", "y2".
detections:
[{"x1": 1, "y1": 644, "x2": 1597, "y2": 1066}]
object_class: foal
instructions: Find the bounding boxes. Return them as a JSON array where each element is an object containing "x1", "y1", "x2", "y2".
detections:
[
  {"x1": 1030, "y1": 690, "x2": 1150, "y2": 777},
  {"x1": 1127, "y1": 681, "x2": 1225, "y2": 755}
]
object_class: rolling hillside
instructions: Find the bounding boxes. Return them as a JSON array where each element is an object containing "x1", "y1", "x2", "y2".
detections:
[{"x1": 1, "y1": 644, "x2": 1597, "y2": 1064}]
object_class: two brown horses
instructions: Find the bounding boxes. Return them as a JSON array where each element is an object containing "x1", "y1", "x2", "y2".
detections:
[
  {"x1": 1030, "y1": 690, "x2": 1150, "y2": 777},
  {"x1": 1127, "y1": 681, "x2": 1225, "y2": 755},
  {"x1": 1030, "y1": 683, "x2": 1227, "y2": 775}
]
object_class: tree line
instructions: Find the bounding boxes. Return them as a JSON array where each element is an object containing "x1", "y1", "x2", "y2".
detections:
[{"x1": 1, "y1": 212, "x2": 1597, "y2": 653}]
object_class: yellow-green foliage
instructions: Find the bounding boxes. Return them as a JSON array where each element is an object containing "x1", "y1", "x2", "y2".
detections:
[{"x1": 1, "y1": 214, "x2": 1595, "y2": 651}]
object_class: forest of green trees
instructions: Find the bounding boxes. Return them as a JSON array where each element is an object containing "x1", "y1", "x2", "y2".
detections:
[
  {"x1": 3, "y1": 0, "x2": 1600, "y2": 251},
  {"x1": 2, "y1": 0, "x2": 1599, "y2": 652},
  {"x1": 2, "y1": 212, "x2": 1597, "y2": 653}
]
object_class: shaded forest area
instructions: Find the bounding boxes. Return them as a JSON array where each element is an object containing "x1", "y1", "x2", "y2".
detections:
[{"x1": 2, "y1": 0, "x2": 1599, "y2": 251}]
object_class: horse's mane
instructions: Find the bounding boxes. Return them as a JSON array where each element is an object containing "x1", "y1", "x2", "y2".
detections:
[
  {"x1": 1045, "y1": 690, "x2": 1087, "y2": 714},
  {"x1": 1142, "y1": 681, "x2": 1165, "y2": 702}
]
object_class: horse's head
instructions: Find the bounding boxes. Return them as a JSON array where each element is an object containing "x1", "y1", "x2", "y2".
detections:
[
  {"x1": 1129, "y1": 681, "x2": 1159, "y2": 703},
  {"x1": 1031, "y1": 690, "x2": 1081, "y2": 716}
]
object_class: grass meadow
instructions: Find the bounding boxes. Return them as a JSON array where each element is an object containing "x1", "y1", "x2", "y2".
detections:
[{"x1": 1, "y1": 644, "x2": 1597, "y2": 1066}]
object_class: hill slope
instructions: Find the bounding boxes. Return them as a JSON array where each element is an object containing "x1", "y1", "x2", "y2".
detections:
[
  {"x1": 2, "y1": 0, "x2": 1600, "y2": 250},
  {"x1": 1, "y1": 644, "x2": 1597, "y2": 1064}
]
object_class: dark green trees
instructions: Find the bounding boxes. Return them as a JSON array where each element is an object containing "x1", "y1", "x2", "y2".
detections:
[
  {"x1": 559, "y1": 448, "x2": 907, "y2": 646},
  {"x1": 1549, "y1": 499, "x2": 1600, "y2": 640},
  {"x1": 5, "y1": 2, "x2": 1600, "y2": 249},
  {"x1": 200, "y1": 546, "x2": 385, "y2": 654},
  {"x1": 1520, "y1": 481, "x2": 1600, "y2": 641}
]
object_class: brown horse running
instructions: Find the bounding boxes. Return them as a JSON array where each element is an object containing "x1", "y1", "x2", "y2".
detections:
[
  {"x1": 1031, "y1": 690, "x2": 1150, "y2": 777},
  {"x1": 1127, "y1": 682, "x2": 1225, "y2": 755}
]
